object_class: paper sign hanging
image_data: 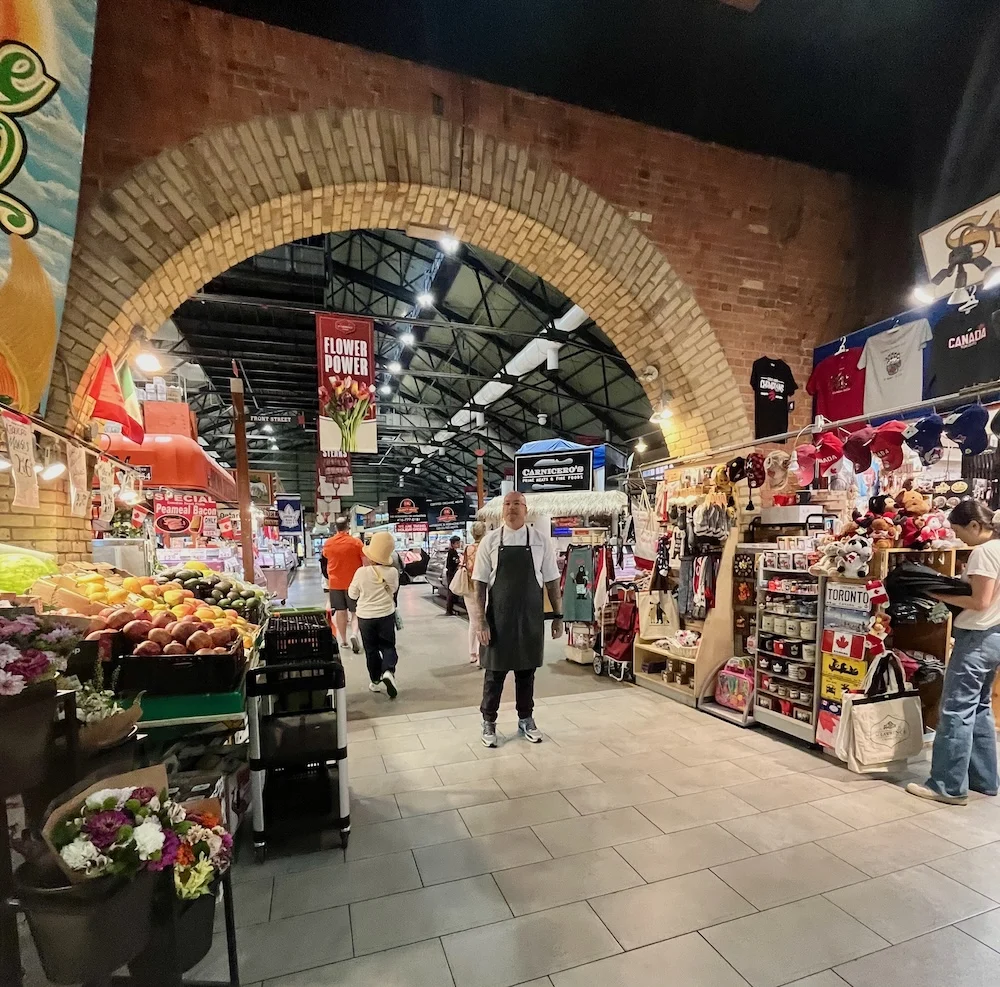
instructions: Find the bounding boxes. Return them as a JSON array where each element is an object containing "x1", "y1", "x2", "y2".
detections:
[
  {"x1": 95, "y1": 457, "x2": 116, "y2": 522},
  {"x1": 2, "y1": 411, "x2": 38, "y2": 508},
  {"x1": 68, "y1": 443, "x2": 89, "y2": 517}
]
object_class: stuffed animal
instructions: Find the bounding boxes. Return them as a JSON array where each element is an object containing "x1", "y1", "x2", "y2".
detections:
[
  {"x1": 836, "y1": 534, "x2": 874, "y2": 579},
  {"x1": 810, "y1": 539, "x2": 842, "y2": 576},
  {"x1": 896, "y1": 485, "x2": 930, "y2": 517},
  {"x1": 869, "y1": 494, "x2": 897, "y2": 518},
  {"x1": 899, "y1": 514, "x2": 924, "y2": 548},
  {"x1": 870, "y1": 516, "x2": 896, "y2": 551},
  {"x1": 917, "y1": 510, "x2": 961, "y2": 549}
]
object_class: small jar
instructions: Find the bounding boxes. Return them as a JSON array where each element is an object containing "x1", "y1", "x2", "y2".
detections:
[
  {"x1": 761, "y1": 614, "x2": 775, "y2": 633},
  {"x1": 802, "y1": 643, "x2": 817, "y2": 663},
  {"x1": 799, "y1": 619, "x2": 817, "y2": 640},
  {"x1": 784, "y1": 618, "x2": 801, "y2": 638}
]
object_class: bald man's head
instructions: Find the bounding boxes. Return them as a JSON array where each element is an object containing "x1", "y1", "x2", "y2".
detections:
[{"x1": 502, "y1": 491, "x2": 528, "y2": 529}]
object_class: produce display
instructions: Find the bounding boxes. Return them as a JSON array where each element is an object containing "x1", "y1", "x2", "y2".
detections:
[
  {"x1": 0, "y1": 547, "x2": 59, "y2": 594},
  {"x1": 152, "y1": 565, "x2": 267, "y2": 624}
]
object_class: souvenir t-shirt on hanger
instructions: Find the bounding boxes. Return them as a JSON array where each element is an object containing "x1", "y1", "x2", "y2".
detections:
[
  {"x1": 806, "y1": 348, "x2": 865, "y2": 429},
  {"x1": 926, "y1": 298, "x2": 1000, "y2": 398},
  {"x1": 751, "y1": 357, "x2": 798, "y2": 439},
  {"x1": 858, "y1": 319, "x2": 932, "y2": 415}
]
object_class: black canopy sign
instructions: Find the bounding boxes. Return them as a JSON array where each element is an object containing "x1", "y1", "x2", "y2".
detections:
[
  {"x1": 515, "y1": 449, "x2": 593, "y2": 493},
  {"x1": 388, "y1": 495, "x2": 428, "y2": 524}
]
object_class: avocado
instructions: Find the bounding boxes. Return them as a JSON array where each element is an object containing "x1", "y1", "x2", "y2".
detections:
[{"x1": 231, "y1": 599, "x2": 246, "y2": 611}]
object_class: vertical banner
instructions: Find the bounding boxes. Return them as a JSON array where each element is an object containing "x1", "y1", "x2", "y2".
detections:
[
  {"x1": 1, "y1": 410, "x2": 37, "y2": 507},
  {"x1": 276, "y1": 494, "x2": 304, "y2": 537},
  {"x1": 0, "y1": 1, "x2": 99, "y2": 415},
  {"x1": 316, "y1": 314, "x2": 378, "y2": 453},
  {"x1": 95, "y1": 457, "x2": 115, "y2": 522},
  {"x1": 67, "y1": 442, "x2": 89, "y2": 516},
  {"x1": 318, "y1": 451, "x2": 353, "y2": 497}
]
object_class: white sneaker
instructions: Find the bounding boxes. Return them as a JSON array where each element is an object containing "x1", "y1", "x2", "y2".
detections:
[
  {"x1": 368, "y1": 681, "x2": 383, "y2": 693},
  {"x1": 905, "y1": 782, "x2": 967, "y2": 805},
  {"x1": 381, "y1": 669, "x2": 398, "y2": 699},
  {"x1": 518, "y1": 717, "x2": 543, "y2": 743}
]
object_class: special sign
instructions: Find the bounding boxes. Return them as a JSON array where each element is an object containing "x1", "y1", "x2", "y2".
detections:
[{"x1": 153, "y1": 492, "x2": 217, "y2": 536}]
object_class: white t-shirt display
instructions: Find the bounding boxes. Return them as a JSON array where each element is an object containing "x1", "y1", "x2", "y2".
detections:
[
  {"x1": 955, "y1": 540, "x2": 1000, "y2": 631},
  {"x1": 858, "y1": 319, "x2": 932, "y2": 415}
]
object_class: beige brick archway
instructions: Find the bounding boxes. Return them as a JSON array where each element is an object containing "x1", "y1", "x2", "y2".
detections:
[{"x1": 54, "y1": 107, "x2": 750, "y2": 456}]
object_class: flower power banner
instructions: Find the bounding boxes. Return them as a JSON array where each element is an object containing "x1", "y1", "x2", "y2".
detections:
[
  {"x1": 316, "y1": 313, "x2": 378, "y2": 453},
  {"x1": 0, "y1": 0, "x2": 99, "y2": 414}
]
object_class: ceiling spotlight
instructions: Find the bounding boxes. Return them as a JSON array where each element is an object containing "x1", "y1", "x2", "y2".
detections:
[
  {"x1": 135, "y1": 350, "x2": 162, "y2": 373},
  {"x1": 400, "y1": 331, "x2": 416, "y2": 347},
  {"x1": 910, "y1": 285, "x2": 935, "y2": 306},
  {"x1": 40, "y1": 461, "x2": 67, "y2": 481},
  {"x1": 33, "y1": 463, "x2": 43, "y2": 474},
  {"x1": 649, "y1": 405, "x2": 672, "y2": 424},
  {"x1": 635, "y1": 438, "x2": 648, "y2": 453},
  {"x1": 984, "y1": 268, "x2": 1000, "y2": 292},
  {"x1": 270, "y1": 442, "x2": 279, "y2": 451},
  {"x1": 379, "y1": 383, "x2": 393, "y2": 396},
  {"x1": 120, "y1": 489, "x2": 139, "y2": 504},
  {"x1": 0, "y1": 456, "x2": 10, "y2": 471},
  {"x1": 387, "y1": 360, "x2": 402, "y2": 374},
  {"x1": 262, "y1": 424, "x2": 274, "y2": 434},
  {"x1": 439, "y1": 235, "x2": 460, "y2": 255},
  {"x1": 415, "y1": 292, "x2": 435, "y2": 309}
]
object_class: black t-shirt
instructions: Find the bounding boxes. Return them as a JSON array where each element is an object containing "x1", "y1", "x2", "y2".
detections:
[
  {"x1": 927, "y1": 300, "x2": 1000, "y2": 398},
  {"x1": 751, "y1": 357, "x2": 798, "y2": 439}
]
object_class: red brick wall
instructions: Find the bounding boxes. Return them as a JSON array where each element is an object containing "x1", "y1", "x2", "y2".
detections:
[{"x1": 79, "y1": 0, "x2": 909, "y2": 434}]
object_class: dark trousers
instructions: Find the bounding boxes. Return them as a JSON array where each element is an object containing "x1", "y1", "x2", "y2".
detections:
[
  {"x1": 445, "y1": 589, "x2": 457, "y2": 614},
  {"x1": 359, "y1": 614, "x2": 398, "y2": 683},
  {"x1": 480, "y1": 669, "x2": 536, "y2": 723}
]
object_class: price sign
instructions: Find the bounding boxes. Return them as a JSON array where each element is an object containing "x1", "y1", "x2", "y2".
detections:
[
  {"x1": 95, "y1": 457, "x2": 116, "y2": 522},
  {"x1": 2, "y1": 412, "x2": 38, "y2": 509},
  {"x1": 68, "y1": 444, "x2": 90, "y2": 517}
]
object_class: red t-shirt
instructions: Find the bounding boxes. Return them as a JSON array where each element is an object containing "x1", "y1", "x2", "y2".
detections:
[{"x1": 806, "y1": 349, "x2": 866, "y2": 430}]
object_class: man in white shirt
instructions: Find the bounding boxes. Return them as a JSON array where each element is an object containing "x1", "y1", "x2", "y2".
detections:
[{"x1": 471, "y1": 490, "x2": 563, "y2": 747}]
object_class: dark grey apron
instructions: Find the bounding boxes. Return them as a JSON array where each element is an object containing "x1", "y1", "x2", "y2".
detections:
[{"x1": 481, "y1": 527, "x2": 545, "y2": 672}]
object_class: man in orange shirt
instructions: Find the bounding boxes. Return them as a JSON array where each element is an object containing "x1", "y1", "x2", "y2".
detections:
[{"x1": 322, "y1": 516, "x2": 364, "y2": 653}]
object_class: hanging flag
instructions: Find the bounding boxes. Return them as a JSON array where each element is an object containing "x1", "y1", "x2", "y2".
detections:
[
  {"x1": 87, "y1": 354, "x2": 132, "y2": 438},
  {"x1": 117, "y1": 363, "x2": 145, "y2": 443}
]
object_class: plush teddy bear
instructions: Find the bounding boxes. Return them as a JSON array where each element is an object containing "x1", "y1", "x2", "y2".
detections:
[
  {"x1": 870, "y1": 516, "x2": 896, "y2": 551},
  {"x1": 896, "y1": 485, "x2": 930, "y2": 517},
  {"x1": 917, "y1": 510, "x2": 961, "y2": 549},
  {"x1": 810, "y1": 538, "x2": 843, "y2": 576}
]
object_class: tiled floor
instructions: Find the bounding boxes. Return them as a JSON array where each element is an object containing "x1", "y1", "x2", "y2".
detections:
[{"x1": 164, "y1": 687, "x2": 1000, "y2": 987}]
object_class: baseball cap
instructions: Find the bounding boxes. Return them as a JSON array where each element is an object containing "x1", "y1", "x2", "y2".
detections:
[
  {"x1": 843, "y1": 426, "x2": 876, "y2": 472},
  {"x1": 870, "y1": 420, "x2": 907, "y2": 470},
  {"x1": 943, "y1": 404, "x2": 989, "y2": 455},
  {"x1": 903, "y1": 414, "x2": 944, "y2": 466},
  {"x1": 815, "y1": 433, "x2": 844, "y2": 476},
  {"x1": 746, "y1": 451, "x2": 765, "y2": 489},
  {"x1": 726, "y1": 456, "x2": 747, "y2": 483},
  {"x1": 764, "y1": 451, "x2": 791, "y2": 488},
  {"x1": 794, "y1": 443, "x2": 818, "y2": 487}
]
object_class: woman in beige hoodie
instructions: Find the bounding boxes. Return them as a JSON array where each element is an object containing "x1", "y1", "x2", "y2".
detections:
[{"x1": 349, "y1": 531, "x2": 401, "y2": 698}]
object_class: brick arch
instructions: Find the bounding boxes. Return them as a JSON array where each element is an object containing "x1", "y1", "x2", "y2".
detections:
[{"x1": 54, "y1": 107, "x2": 750, "y2": 455}]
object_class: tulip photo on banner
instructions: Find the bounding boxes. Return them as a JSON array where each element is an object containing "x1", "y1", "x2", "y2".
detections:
[
  {"x1": 316, "y1": 313, "x2": 378, "y2": 453},
  {"x1": 0, "y1": 0, "x2": 99, "y2": 415}
]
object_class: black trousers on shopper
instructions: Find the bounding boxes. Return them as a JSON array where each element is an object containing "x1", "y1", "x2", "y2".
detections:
[
  {"x1": 358, "y1": 614, "x2": 398, "y2": 683},
  {"x1": 480, "y1": 668, "x2": 535, "y2": 723}
]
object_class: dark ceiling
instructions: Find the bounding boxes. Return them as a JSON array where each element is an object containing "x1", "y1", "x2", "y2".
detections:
[{"x1": 191, "y1": 0, "x2": 1000, "y2": 223}]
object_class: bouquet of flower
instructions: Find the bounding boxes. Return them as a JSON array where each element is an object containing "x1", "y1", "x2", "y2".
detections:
[
  {"x1": 170, "y1": 799, "x2": 233, "y2": 900},
  {"x1": 0, "y1": 613, "x2": 77, "y2": 696},
  {"x1": 319, "y1": 374, "x2": 376, "y2": 452}
]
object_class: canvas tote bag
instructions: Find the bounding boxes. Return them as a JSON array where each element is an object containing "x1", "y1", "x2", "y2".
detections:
[
  {"x1": 638, "y1": 589, "x2": 677, "y2": 640},
  {"x1": 448, "y1": 549, "x2": 473, "y2": 596},
  {"x1": 630, "y1": 487, "x2": 659, "y2": 570},
  {"x1": 834, "y1": 653, "x2": 923, "y2": 774}
]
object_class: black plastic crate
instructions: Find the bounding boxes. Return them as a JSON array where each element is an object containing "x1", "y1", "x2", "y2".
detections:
[
  {"x1": 264, "y1": 611, "x2": 337, "y2": 663},
  {"x1": 106, "y1": 641, "x2": 247, "y2": 695}
]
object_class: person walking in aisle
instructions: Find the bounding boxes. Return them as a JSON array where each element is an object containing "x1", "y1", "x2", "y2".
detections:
[
  {"x1": 322, "y1": 516, "x2": 363, "y2": 654},
  {"x1": 471, "y1": 491, "x2": 563, "y2": 747},
  {"x1": 463, "y1": 522, "x2": 487, "y2": 664},
  {"x1": 907, "y1": 500, "x2": 1000, "y2": 805},
  {"x1": 444, "y1": 534, "x2": 462, "y2": 615},
  {"x1": 349, "y1": 531, "x2": 401, "y2": 698}
]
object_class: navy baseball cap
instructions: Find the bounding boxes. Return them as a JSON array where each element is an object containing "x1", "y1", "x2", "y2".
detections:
[
  {"x1": 944, "y1": 405, "x2": 989, "y2": 456},
  {"x1": 904, "y1": 414, "x2": 944, "y2": 466}
]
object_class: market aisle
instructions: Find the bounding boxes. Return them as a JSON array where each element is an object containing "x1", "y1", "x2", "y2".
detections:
[
  {"x1": 282, "y1": 562, "x2": 610, "y2": 719},
  {"x1": 178, "y1": 688, "x2": 1000, "y2": 987}
]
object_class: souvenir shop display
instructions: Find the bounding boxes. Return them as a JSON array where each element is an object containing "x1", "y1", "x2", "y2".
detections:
[
  {"x1": 926, "y1": 296, "x2": 1000, "y2": 397},
  {"x1": 750, "y1": 356, "x2": 798, "y2": 439},
  {"x1": 594, "y1": 580, "x2": 638, "y2": 681},
  {"x1": 563, "y1": 541, "x2": 614, "y2": 665},
  {"x1": 806, "y1": 343, "x2": 865, "y2": 429},
  {"x1": 858, "y1": 318, "x2": 932, "y2": 415}
]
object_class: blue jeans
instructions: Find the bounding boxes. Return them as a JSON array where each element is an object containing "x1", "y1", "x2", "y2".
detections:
[{"x1": 927, "y1": 627, "x2": 1000, "y2": 798}]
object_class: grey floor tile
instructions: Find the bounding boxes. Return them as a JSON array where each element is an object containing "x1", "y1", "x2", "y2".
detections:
[
  {"x1": 667, "y1": 740, "x2": 759, "y2": 766},
  {"x1": 601, "y1": 733, "x2": 688, "y2": 757},
  {"x1": 956, "y1": 908, "x2": 1000, "y2": 951},
  {"x1": 376, "y1": 716, "x2": 457, "y2": 737},
  {"x1": 411, "y1": 705, "x2": 483, "y2": 721},
  {"x1": 270, "y1": 851, "x2": 421, "y2": 917},
  {"x1": 702, "y1": 896, "x2": 888, "y2": 987},
  {"x1": 345, "y1": 808, "x2": 470, "y2": 860},
  {"x1": 712, "y1": 842, "x2": 867, "y2": 909},
  {"x1": 637, "y1": 789, "x2": 758, "y2": 834},
  {"x1": 720, "y1": 804, "x2": 854, "y2": 853},
  {"x1": 810, "y1": 787, "x2": 934, "y2": 828},
  {"x1": 532, "y1": 806, "x2": 661, "y2": 857},
  {"x1": 590, "y1": 869, "x2": 756, "y2": 949},
  {"x1": 351, "y1": 794, "x2": 402, "y2": 824},
  {"x1": 908, "y1": 802, "x2": 1000, "y2": 848},
  {"x1": 382, "y1": 746, "x2": 480, "y2": 772},
  {"x1": 189, "y1": 905, "x2": 352, "y2": 982},
  {"x1": 230, "y1": 846, "x2": 346, "y2": 885},
  {"x1": 736, "y1": 755, "x2": 799, "y2": 779},
  {"x1": 616, "y1": 823, "x2": 757, "y2": 882},
  {"x1": 834, "y1": 926, "x2": 1000, "y2": 987},
  {"x1": 726, "y1": 731, "x2": 795, "y2": 755},
  {"x1": 928, "y1": 841, "x2": 1000, "y2": 900},
  {"x1": 436, "y1": 753, "x2": 534, "y2": 785},
  {"x1": 819, "y1": 819, "x2": 962, "y2": 877},
  {"x1": 560, "y1": 775, "x2": 672, "y2": 814},
  {"x1": 770, "y1": 747, "x2": 832, "y2": 772},
  {"x1": 649, "y1": 760, "x2": 759, "y2": 796},
  {"x1": 806, "y1": 764, "x2": 885, "y2": 793},
  {"x1": 347, "y1": 725, "x2": 377, "y2": 743},
  {"x1": 413, "y1": 828, "x2": 551, "y2": 885},
  {"x1": 494, "y1": 847, "x2": 643, "y2": 915},
  {"x1": 396, "y1": 779, "x2": 508, "y2": 817},
  {"x1": 726, "y1": 773, "x2": 842, "y2": 811},
  {"x1": 213, "y1": 875, "x2": 272, "y2": 931},
  {"x1": 550, "y1": 931, "x2": 751, "y2": 986},
  {"x1": 351, "y1": 754, "x2": 387, "y2": 777},
  {"x1": 582, "y1": 752, "x2": 684, "y2": 782},
  {"x1": 461, "y1": 791, "x2": 579, "y2": 837},
  {"x1": 263, "y1": 937, "x2": 454, "y2": 987},
  {"x1": 495, "y1": 764, "x2": 603, "y2": 798},
  {"x1": 442, "y1": 901, "x2": 622, "y2": 987},
  {"x1": 824, "y1": 864, "x2": 995, "y2": 943},
  {"x1": 350, "y1": 767, "x2": 443, "y2": 798},
  {"x1": 350, "y1": 873, "x2": 511, "y2": 954},
  {"x1": 782, "y1": 974, "x2": 851, "y2": 987},
  {"x1": 350, "y1": 735, "x2": 427, "y2": 757}
]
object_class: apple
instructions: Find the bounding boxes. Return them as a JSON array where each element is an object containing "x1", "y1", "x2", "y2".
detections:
[
  {"x1": 168, "y1": 620, "x2": 199, "y2": 644},
  {"x1": 87, "y1": 616, "x2": 109, "y2": 634},
  {"x1": 148, "y1": 627, "x2": 173, "y2": 647},
  {"x1": 162, "y1": 642, "x2": 188, "y2": 656},
  {"x1": 195, "y1": 648, "x2": 216, "y2": 655},
  {"x1": 209, "y1": 626, "x2": 236, "y2": 648},
  {"x1": 123, "y1": 620, "x2": 153, "y2": 643},
  {"x1": 151, "y1": 612, "x2": 173, "y2": 629},
  {"x1": 106, "y1": 610, "x2": 133, "y2": 630},
  {"x1": 133, "y1": 640, "x2": 163, "y2": 656},
  {"x1": 85, "y1": 629, "x2": 117, "y2": 642},
  {"x1": 187, "y1": 630, "x2": 213, "y2": 652}
]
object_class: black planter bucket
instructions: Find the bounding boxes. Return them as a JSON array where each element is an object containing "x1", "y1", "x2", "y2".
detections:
[
  {"x1": 0, "y1": 681, "x2": 57, "y2": 798},
  {"x1": 14, "y1": 863, "x2": 158, "y2": 985},
  {"x1": 128, "y1": 881, "x2": 217, "y2": 984}
]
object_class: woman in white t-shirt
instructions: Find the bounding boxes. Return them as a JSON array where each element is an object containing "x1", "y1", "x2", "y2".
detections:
[{"x1": 907, "y1": 500, "x2": 1000, "y2": 805}]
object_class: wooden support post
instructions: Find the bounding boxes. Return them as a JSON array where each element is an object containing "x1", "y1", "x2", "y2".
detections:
[
  {"x1": 475, "y1": 448, "x2": 485, "y2": 509},
  {"x1": 230, "y1": 378, "x2": 256, "y2": 583}
]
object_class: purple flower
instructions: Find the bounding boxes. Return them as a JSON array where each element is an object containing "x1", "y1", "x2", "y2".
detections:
[
  {"x1": 147, "y1": 828, "x2": 180, "y2": 871},
  {"x1": 130, "y1": 786, "x2": 158, "y2": 806},
  {"x1": 40, "y1": 626, "x2": 76, "y2": 643},
  {"x1": 6, "y1": 649, "x2": 51, "y2": 683},
  {"x1": 83, "y1": 810, "x2": 131, "y2": 850},
  {"x1": 0, "y1": 617, "x2": 39, "y2": 640}
]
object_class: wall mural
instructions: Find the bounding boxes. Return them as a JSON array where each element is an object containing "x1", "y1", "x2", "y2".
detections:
[{"x1": 0, "y1": 0, "x2": 97, "y2": 414}]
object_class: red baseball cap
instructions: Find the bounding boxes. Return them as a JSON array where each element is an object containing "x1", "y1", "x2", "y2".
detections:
[
  {"x1": 870, "y1": 420, "x2": 907, "y2": 470},
  {"x1": 816, "y1": 433, "x2": 844, "y2": 475},
  {"x1": 843, "y1": 425, "x2": 876, "y2": 472},
  {"x1": 794, "y1": 443, "x2": 818, "y2": 486}
]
